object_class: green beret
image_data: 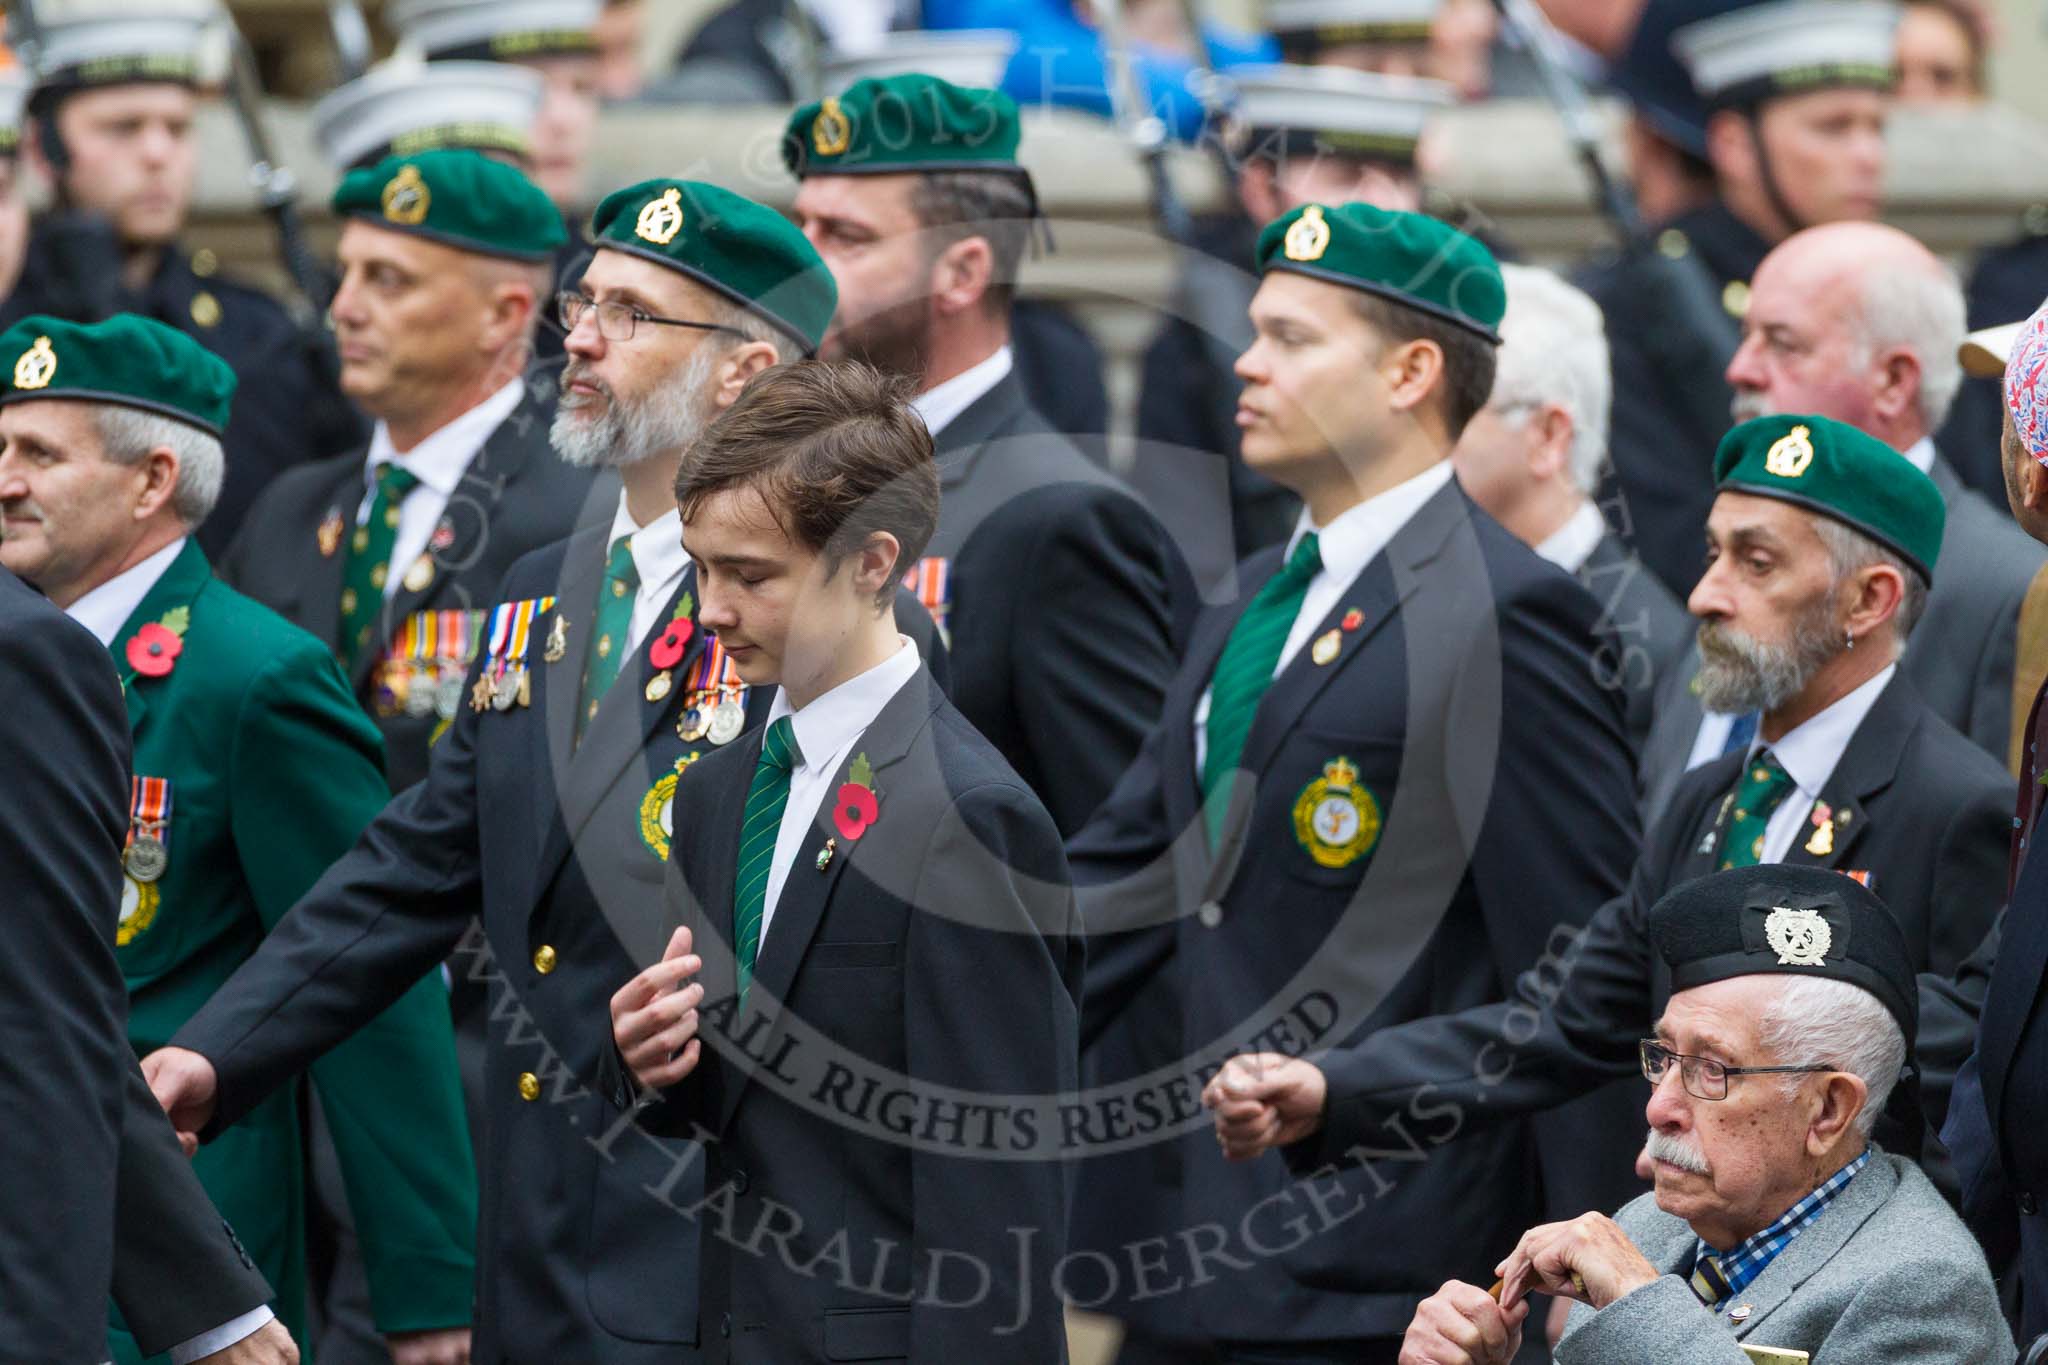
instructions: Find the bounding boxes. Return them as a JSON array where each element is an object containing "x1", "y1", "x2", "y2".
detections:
[
  {"x1": 1648, "y1": 865, "x2": 1916, "y2": 1044},
  {"x1": 1255, "y1": 202, "x2": 1505, "y2": 342},
  {"x1": 0, "y1": 314, "x2": 236, "y2": 435},
  {"x1": 331, "y1": 149, "x2": 566, "y2": 262},
  {"x1": 783, "y1": 73, "x2": 1025, "y2": 179},
  {"x1": 1713, "y1": 414, "x2": 1944, "y2": 583},
  {"x1": 589, "y1": 180, "x2": 838, "y2": 356}
]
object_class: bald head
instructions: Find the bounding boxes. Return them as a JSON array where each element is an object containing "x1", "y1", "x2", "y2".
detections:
[{"x1": 1727, "y1": 222, "x2": 1965, "y2": 450}]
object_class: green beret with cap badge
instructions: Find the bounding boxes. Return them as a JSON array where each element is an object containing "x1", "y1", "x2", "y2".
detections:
[
  {"x1": 1713, "y1": 413, "x2": 1944, "y2": 584},
  {"x1": 0, "y1": 313, "x2": 236, "y2": 435},
  {"x1": 783, "y1": 72, "x2": 1025, "y2": 178},
  {"x1": 589, "y1": 179, "x2": 838, "y2": 356},
  {"x1": 331, "y1": 149, "x2": 565, "y2": 262},
  {"x1": 1255, "y1": 200, "x2": 1505, "y2": 342}
]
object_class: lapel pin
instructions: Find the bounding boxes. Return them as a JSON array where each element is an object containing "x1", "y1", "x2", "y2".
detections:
[
  {"x1": 543, "y1": 614, "x2": 568, "y2": 663},
  {"x1": 816, "y1": 838, "x2": 836, "y2": 872},
  {"x1": 316, "y1": 508, "x2": 343, "y2": 558},
  {"x1": 402, "y1": 556, "x2": 436, "y2": 594},
  {"x1": 1311, "y1": 628, "x2": 1341, "y2": 666},
  {"x1": 1341, "y1": 606, "x2": 1363, "y2": 631}
]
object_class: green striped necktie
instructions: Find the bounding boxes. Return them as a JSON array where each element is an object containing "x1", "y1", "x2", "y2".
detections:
[
  {"x1": 340, "y1": 462, "x2": 419, "y2": 672},
  {"x1": 1201, "y1": 532, "x2": 1323, "y2": 844},
  {"x1": 733, "y1": 716, "x2": 802, "y2": 1009}
]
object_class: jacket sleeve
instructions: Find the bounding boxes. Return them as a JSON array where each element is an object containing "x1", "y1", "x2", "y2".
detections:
[
  {"x1": 1927, "y1": 775, "x2": 2012, "y2": 979},
  {"x1": 229, "y1": 643, "x2": 478, "y2": 1333}
]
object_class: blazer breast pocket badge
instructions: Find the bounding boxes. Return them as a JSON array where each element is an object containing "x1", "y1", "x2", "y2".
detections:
[{"x1": 1292, "y1": 756, "x2": 1381, "y2": 869}]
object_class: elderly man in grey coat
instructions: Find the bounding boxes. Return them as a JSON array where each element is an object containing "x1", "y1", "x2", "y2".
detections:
[{"x1": 1397, "y1": 865, "x2": 2014, "y2": 1365}]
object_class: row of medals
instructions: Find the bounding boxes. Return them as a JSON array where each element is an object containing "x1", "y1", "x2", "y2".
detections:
[{"x1": 385, "y1": 663, "x2": 470, "y2": 721}]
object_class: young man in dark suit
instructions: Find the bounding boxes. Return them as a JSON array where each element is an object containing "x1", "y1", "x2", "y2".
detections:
[
  {"x1": 608, "y1": 360, "x2": 1081, "y2": 1361},
  {"x1": 1070, "y1": 202, "x2": 1644, "y2": 1362}
]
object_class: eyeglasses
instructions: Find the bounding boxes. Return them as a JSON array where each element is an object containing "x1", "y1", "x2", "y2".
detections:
[
  {"x1": 1638, "y1": 1039, "x2": 1830, "y2": 1102},
  {"x1": 556, "y1": 292, "x2": 746, "y2": 343}
]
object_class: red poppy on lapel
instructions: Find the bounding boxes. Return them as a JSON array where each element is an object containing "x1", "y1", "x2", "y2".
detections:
[
  {"x1": 833, "y1": 752, "x2": 880, "y2": 841},
  {"x1": 126, "y1": 620, "x2": 185, "y2": 677}
]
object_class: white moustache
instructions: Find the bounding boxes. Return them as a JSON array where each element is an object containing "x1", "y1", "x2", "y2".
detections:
[{"x1": 1646, "y1": 1128, "x2": 1711, "y2": 1176}]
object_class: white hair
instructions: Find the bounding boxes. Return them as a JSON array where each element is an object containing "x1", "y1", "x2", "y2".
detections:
[
  {"x1": 1487, "y1": 263, "x2": 1612, "y2": 496},
  {"x1": 1854, "y1": 260, "x2": 1966, "y2": 434},
  {"x1": 95, "y1": 406, "x2": 224, "y2": 527},
  {"x1": 1755, "y1": 975, "x2": 1906, "y2": 1137}
]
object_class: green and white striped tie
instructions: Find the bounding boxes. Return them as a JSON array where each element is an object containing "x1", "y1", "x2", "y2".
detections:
[{"x1": 733, "y1": 716, "x2": 802, "y2": 1009}]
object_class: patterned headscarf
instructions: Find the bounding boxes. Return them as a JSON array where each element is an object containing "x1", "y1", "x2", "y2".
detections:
[{"x1": 2005, "y1": 298, "x2": 2048, "y2": 468}]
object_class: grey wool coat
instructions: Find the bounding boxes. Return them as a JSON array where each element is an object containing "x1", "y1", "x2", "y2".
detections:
[{"x1": 1556, "y1": 1149, "x2": 2014, "y2": 1364}]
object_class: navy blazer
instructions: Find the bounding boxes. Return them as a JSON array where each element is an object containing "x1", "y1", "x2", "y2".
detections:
[
  {"x1": 612, "y1": 666, "x2": 1082, "y2": 1362},
  {"x1": 1069, "y1": 479, "x2": 1644, "y2": 1344}
]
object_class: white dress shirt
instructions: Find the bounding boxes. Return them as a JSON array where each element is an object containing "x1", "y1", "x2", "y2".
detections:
[
  {"x1": 910, "y1": 346, "x2": 1013, "y2": 439},
  {"x1": 360, "y1": 378, "x2": 525, "y2": 600},
  {"x1": 65, "y1": 537, "x2": 185, "y2": 645},
  {"x1": 757, "y1": 638, "x2": 922, "y2": 944},
  {"x1": 1747, "y1": 664, "x2": 1895, "y2": 864},
  {"x1": 604, "y1": 497, "x2": 692, "y2": 655},
  {"x1": 1533, "y1": 500, "x2": 1608, "y2": 576},
  {"x1": 61, "y1": 534, "x2": 280, "y2": 1364},
  {"x1": 1900, "y1": 435, "x2": 1937, "y2": 475},
  {"x1": 1194, "y1": 461, "x2": 1455, "y2": 772}
]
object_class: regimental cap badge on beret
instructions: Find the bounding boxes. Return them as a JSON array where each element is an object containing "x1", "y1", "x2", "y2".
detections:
[
  {"x1": 636, "y1": 187, "x2": 684, "y2": 246},
  {"x1": 13, "y1": 335, "x2": 56, "y2": 390},
  {"x1": 813, "y1": 95, "x2": 852, "y2": 156},
  {"x1": 1764, "y1": 905, "x2": 1832, "y2": 966},
  {"x1": 382, "y1": 163, "x2": 431, "y2": 225},
  {"x1": 1284, "y1": 204, "x2": 1332, "y2": 262},
  {"x1": 1763, "y1": 422, "x2": 1814, "y2": 479}
]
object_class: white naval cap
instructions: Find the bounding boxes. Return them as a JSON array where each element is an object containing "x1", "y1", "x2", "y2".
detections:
[
  {"x1": 312, "y1": 58, "x2": 543, "y2": 170},
  {"x1": 1961, "y1": 320, "x2": 2026, "y2": 379},
  {"x1": 16, "y1": 0, "x2": 225, "y2": 94},
  {"x1": 1673, "y1": 0, "x2": 1900, "y2": 110},
  {"x1": 818, "y1": 30, "x2": 1019, "y2": 94},
  {"x1": 1264, "y1": 0, "x2": 1440, "y2": 46},
  {"x1": 0, "y1": 66, "x2": 27, "y2": 154},
  {"x1": 1225, "y1": 63, "x2": 1453, "y2": 164},
  {"x1": 386, "y1": 0, "x2": 600, "y2": 62}
]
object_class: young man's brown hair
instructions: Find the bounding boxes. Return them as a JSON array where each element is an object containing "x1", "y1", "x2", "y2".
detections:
[{"x1": 674, "y1": 359, "x2": 940, "y2": 606}]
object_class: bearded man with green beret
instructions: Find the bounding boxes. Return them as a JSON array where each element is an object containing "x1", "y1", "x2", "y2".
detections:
[
  {"x1": 1204, "y1": 411, "x2": 2013, "y2": 1347},
  {"x1": 1063, "y1": 200, "x2": 1643, "y2": 1361},
  {"x1": 141, "y1": 179, "x2": 944, "y2": 1364},
  {"x1": 0, "y1": 313, "x2": 477, "y2": 1363}
]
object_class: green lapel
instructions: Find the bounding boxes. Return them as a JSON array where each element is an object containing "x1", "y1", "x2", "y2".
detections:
[{"x1": 111, "y1": 539, "x2": 213, "y2": 728}]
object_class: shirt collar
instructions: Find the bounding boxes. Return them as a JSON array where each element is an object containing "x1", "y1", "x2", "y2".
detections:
[
  {"x1": 1753, "y1": 664, "x2": 1896, "y2": 803},
  {"x1": 1697, "y1": 1148, "x2": 1870, "y2": 1302},
  {"x1": 1534, "y1": 500, "x2": 1609, "y2": 575},
  {"x1": 605, "y1": 495, "x2": 689, "y2": 594},
  {"x1": 65, "y1": 537, "x2": 187, "y2": 647},
  {"x1": 1899, "y1": 436, "x2": 1936, "y2": 476},
  {"x1": 1284, "y1": 461, "x2": 1454, "y2": 587},
  {"x1": 365, "y1": 378, "x2": 526, "y2": 498},
  {"x1": 911, "y1": 346, "x2": 1013, "y2": 439},
  {"x1": 765, "y1": 637, "x2": 921, "y2": 775}
]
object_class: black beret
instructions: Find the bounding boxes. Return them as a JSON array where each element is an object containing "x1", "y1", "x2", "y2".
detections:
[{"x1": 1647, "y1": 864, "x2": 1916, "y2": 1043}]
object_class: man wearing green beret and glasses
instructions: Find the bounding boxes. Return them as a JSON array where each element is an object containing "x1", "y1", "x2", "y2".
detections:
[
  {"x1": 142, "y1": 178, "x2": 941, "y2": 1363},
  {"x1": 1204, "y1": 412, "x2": 2011, "y2": 1343},
  {"x1": 0, "y1": 314, "x2": 477, "y2": 1364},
  {"x1": 1070, "y1": 200, "x2": 1643, "y2": 1361},
  {"x1": 785, "y1": 71, "x2": 1191, "y2": 838}
]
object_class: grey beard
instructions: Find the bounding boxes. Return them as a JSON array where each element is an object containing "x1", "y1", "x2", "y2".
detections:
[
  {"x1": 1694, "y1": 593, "x2": 1843, "y2": 714},
  {"x1": 551, "y1": 348, "x2": 718, "y2": 470}
]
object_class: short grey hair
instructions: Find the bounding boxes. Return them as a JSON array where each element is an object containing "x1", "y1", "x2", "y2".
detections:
[
  {"x1": 706, "y1": 292, "x2": 788, "y2": 362},
  {"x1": 1810, "y1": 515, "x2": 1930, "y2": 644},
  {"x1": 1854, "y1": 260, "x2": 1966, "y2": 435},
  {"x1": 1756, "y1": 975, "x2": 1906, "y2": 1137},
  {"x1": 95, "y1": 406, "x2": 224, "y2": 526},
  {"x1": 1487, "y1": 263, "x2": 1611, "y2": 496}
]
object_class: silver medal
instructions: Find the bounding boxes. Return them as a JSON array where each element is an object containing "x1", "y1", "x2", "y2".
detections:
[
  {"x1": 435, "y1": 672, "x2": 465, "y2": 720},
  {"x1": 491, "y1": 669, "x2": 519, "y2": 712},
  {"x1": 708, "y1": 698, "x2": 745, "y2": 745},
  {"x1": 125, "y1": 835, "x2": 168, "y2": 883}
]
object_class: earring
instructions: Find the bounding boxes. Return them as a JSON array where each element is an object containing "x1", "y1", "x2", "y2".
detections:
[{"x1": 1845, "y1": 630, "x2": 1855, "y2": 651}]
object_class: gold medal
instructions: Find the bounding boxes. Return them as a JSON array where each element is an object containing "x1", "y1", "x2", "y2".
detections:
[
  {"x1": 470, "y1": 673, "x2": 495, "y2": 713},
  {"x1": 403, "y1": 557, "x2": 435, "y2": 593},
  {"x1": 516, "y1": 668, "x2": 533, "y2": 708},
  {"x1": 676, "y1": 703, "x2": 710, "y2": 744},
  {"x1": 1311, "y1": 629, "x2": 1341, "y2": 666},
  {"x1": 646, "y1": 669, "x2": 673, "y2": 703}
]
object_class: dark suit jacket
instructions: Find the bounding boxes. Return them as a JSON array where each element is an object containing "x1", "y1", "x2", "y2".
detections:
[
  {"x1": 172, "y1": 528, "x2": 946, "y2": 1364},
  {"x1": 218, "y1": 387, "x2": 605, "y2": 793},
  {"x1": 1069, "y1": 481, "x2": 1644, "y2": 1344},
  {"x1": 1301, "y1": 671, "x2": 2011, "y2": 1174},
  {"x1": 612, "y1": 666, "x2": 1082, "y2": 1362},
  {"x1": 923, "y1": 368, "x2": 1189, "y2": 837},
  {"x1": 1575, "y1": 530, "x2": 1693, "y2": 762},
  {"x1": 0, "y1": 569, "x2": 269, "y2": 1357},
  {"x1": 1639, "y1": 452, "x2": 2047, "y2": 826}
]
